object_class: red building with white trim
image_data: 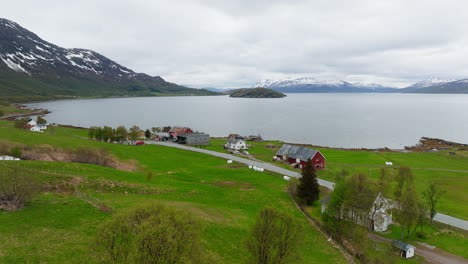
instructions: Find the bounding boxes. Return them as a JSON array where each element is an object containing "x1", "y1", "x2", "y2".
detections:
[{"x1": 276, "y1": 144, "x2": 326, "y2": 170}]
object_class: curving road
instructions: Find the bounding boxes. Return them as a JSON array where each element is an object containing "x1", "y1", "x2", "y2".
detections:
[{"x1": 147, "y1": 141, "x2": 468, "y2": 231}]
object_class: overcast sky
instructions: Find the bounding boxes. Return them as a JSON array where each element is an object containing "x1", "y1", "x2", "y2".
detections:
[{"x1": 3, "y1": 0, "x2": 468, "y2": 88}]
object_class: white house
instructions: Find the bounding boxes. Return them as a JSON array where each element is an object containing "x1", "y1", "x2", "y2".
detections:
[
  {"x1": 392, "y1": 240, "x2": 415, "y2": 258},
  {"x1": 225, "y1": 137, "x2": 247, "y2": 150},
  {"x1": 27, "y1": 120, "x2": 37, "y2": 126},
  {"x1": 321, "y1": 192, "x2": 393, "y2": 232},
  {"x1": 369, "y1": 193, "x2": 393, "y2": 232},
  {"x1": 30, "y1": 126, "x2": 43, "y2": 132}
]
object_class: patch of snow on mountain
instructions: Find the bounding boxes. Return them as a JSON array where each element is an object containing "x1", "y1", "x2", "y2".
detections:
[
  {"x1": 0, "y1": 56, "x2": 30, "y2": 75},
  {"x1": 410, "y1": 77, "x2": 455, "y2": 89},
  {"x1": 35, "y1": 45, "x2": 51, "y2": 54}
]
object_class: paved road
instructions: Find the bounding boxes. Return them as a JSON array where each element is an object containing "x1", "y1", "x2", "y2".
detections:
[
  {"x1": 147, "y1": 141, "x2": 468, "y2": 231},
  {"x1": 369, "y1": 233, "x2": 468, "y2": 264}
]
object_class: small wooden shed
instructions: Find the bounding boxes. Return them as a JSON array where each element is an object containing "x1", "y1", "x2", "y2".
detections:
[{"x1": 391, "y1": 240, "x2": 415, "y2": 258}]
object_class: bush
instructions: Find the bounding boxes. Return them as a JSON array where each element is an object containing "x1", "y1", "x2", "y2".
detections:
[
  {"x1": 0, "y1": 109, "x2": 4, "y2": 117},
  {"x1": 0, "y1": 166, "x2": 40, "y2": 210},
  {"x1": 71, "y1": 147, "x2": 116, "y2": 168},
  {"x1": 95, "y1": 203, "x2": 209, "y2": 264},
  {"x1": 10, "y1": 146, "x2": 22, "y2": 158},
  {"x1": 14, "y1": 118, "x2": 29, "y2": 129}
]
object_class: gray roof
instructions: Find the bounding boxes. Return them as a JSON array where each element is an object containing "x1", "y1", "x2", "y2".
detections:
[
  {"x1": 178, "y1": 133, "x2": 209, "y2": 138},
  {"x1": 276, "y1": 144, "x2": 318, "y2": 162},
  {"x1": 391, "y1": 240, "x2": 414, "y2": 251},
  {"x1": 227, "y1": 138, "x2": 244, "y2": 144}
]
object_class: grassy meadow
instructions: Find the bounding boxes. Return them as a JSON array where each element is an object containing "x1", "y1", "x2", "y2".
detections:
[
  {"x1": 0, "y1": 121, "x2": 346, "y2": 264},
  {"x1": 207, "y1": 139, "x2": 468, "y2": 220}
]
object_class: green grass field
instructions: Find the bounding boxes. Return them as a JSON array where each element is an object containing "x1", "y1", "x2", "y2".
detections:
[
  {"x1": 206, "y1": 139, "x2": 468, "y2": 221},
  {"x1": 0, "y1": 121, "x2": 346, "y2": 264}
]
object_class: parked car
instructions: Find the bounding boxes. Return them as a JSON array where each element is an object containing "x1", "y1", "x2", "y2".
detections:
[
  {"x1": 243, "y1": 150, "x2": 250, "y2": 155},
  {"x1": 135, "y1": 141, "x2": 145, "y2": 145},
  {"x1": 232, "y1": 150, "x2": 240, "y2": 154}
]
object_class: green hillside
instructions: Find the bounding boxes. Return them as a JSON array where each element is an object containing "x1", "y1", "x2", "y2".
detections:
[
  {"x1": 229, "y1": 87, "x2": 286, "y2": 98},
  {"x1": 0, "y1": 121, "x2": 346, "y2": 264}
]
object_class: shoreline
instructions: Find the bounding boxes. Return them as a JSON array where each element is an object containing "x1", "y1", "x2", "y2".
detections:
[{"x1": 7, "y1": 103, "x2": 468, "y2": 153}]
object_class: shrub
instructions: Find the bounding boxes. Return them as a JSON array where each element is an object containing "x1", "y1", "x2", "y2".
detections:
[
  {"x1": 0, "y1": 166, "x2": 40, "y2": 210},
  {"x1": 95, "y1": 203, "x2": 209, "y2": 264},
  {"x1": 9, "y1": 146, "x2": 22, "y2": 158},
  {"x1": 14, "y1": 118, "x2": 29, "y2": 129},
  {"x1": 71, "y1": 147, "x2": 116, "y2": 168}
]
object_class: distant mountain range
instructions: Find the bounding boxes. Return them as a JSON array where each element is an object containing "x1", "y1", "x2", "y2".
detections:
[
  {"x1": 0, "y1": 18, "x2": 216, "y2": 102},
  {"x1": 253, "y1": 77, "x2": 468, "y2": 94}
]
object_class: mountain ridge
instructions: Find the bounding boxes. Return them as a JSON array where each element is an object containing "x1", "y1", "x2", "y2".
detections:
[{"x1": 0, "y1": 18, "x2": 217, "y2": 102}]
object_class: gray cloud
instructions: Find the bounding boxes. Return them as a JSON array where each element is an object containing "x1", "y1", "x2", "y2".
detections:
[{"x1": 3, "y1": 0, "x2": 468, "y2": 88}]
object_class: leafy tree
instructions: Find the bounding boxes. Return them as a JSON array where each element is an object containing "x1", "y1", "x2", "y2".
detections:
[
  {"x1": 94, "y1": 127, "x2": 103, "y2": 141},
  {"x1": 102, "y1": 126, "x2": 114, "y2": 142},
  {"x1": 9, "y1": 146, "x2": 22, "y2": 158},
  {"x1": 88, "y1": 126, "x2": 98, "y2": 139},
  {"x1": 0, "y1": 166, "x2": 40, "y2": 210},
  {"x1": 0, "y1": 109, "x2": 4, "y2": 117},
  {"x1": 394, "y1": 166, "x2": 413, "y2": 201},
  {"x1": 95, "y1": 203, "x2": 208, "y2": 264},
  {"x1": 129, "y1": 125, "x2": 140, "y2": 141},
  {"x1": 399, "y1": 183, "x2": 419, "y2": 238},
  {"x1": 297, "y1": 160, "x2": 320, "y2": 205},
  {"x1": 246, "y1": 207, "x2": 303, "y2": 264},
  {"x1": 145, "y1": 129, "x2": 151, "y2": 139},
  {"x1": 115, "y1": 126, "x2": 128, "y2": 142},
  {"x1": 423, "y1": 182, "x2": 445, "y2": 222},
  {"x1": 14, "y1": 118, "x2": 29, "y2": 129},
  {"x1": 343, "y1": 173, "x2": 377, "y2": 229},
  {"x1": 151, "y1": 127, "x2": 161, "y2": 133},
  {"x1": 36, "y1": 116, "x2": 47, "y2": 125}
]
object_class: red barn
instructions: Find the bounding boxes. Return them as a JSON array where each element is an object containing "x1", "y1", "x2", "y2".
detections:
[
  {"x1": 275, "y1": 144, "x2": 326, "y2": 170},
  {"x1": 169, "y1": 127, "x2": 194, "y2": 138}
]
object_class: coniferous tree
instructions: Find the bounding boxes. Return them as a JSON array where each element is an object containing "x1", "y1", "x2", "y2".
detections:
[
  {"x1": 297, "y1": 160, "x2": 320, "y2": 205},
  {"x1": 145, "y1": 129, "x2": 151, "y2": 139}
]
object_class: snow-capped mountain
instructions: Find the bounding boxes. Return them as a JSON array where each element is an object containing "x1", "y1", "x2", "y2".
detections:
[
  {"x1": 0, "y1": 18, "x2": 214, "y2": 98},
  {"x1": 253, "y1": 77, "x2": 397, "y2": 93},
  {"x1": 404, "y1": 77, "x2": 455, "y2": 91},
  {"x1": 402, "y1": 78, "x2": 468, "y2": 94}
]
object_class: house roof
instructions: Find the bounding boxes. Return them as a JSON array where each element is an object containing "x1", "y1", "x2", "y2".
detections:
[
  {"x1": 276, "y1": 144, "x2": 318, "y2": 162},
  {"x1": 391, "y1": 240, "x2": 414, "y2": 251},
  {"x1": 227, "y1": 138, "x2": 244, "y2": 144},
  {"x1": 169, "y1": 127, "x2": 193, "y2": 133}
]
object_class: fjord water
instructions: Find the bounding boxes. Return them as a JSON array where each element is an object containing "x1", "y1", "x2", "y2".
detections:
[{"x1": 27, "y1": 93, "x2": 468, "y2": 149}]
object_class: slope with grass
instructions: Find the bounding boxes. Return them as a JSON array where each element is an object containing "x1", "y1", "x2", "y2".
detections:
[
  {"x1": 206, "y1": 139, "x2": 468, "y2": 220},
  {"x1": 0, "y1": 121, "x2": 346, "y2": 264}
]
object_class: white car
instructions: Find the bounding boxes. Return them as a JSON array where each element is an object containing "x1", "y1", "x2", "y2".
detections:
[{"x1": 243, "y1": 150, "x2": 250, "y2": 155}]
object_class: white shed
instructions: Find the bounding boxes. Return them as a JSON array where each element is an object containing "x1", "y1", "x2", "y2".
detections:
[{"x1": 392, "y1": 240, "x2": 415, "y2": 258}]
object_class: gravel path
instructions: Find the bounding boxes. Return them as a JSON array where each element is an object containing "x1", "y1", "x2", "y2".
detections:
[{"x1": 147, "y1": 141, "x2": 468, "y2": 230}]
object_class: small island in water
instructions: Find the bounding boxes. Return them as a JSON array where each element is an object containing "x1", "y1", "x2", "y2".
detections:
[{"x1": 228, "y1": 87, "x2": 286, "y2": 98}]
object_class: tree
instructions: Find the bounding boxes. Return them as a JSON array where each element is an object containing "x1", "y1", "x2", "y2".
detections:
[
  {"x1": 115, "y1": 126, "x2": 128, "y2": 142},
  {"x1": 343, "y1": 173, "x2": 377, "y2": 229},
  {"x1": 151, "y1": 127, "x2": 161, "y2": 133},
  {"x1": 145, "y1": 129, "x2": 151, "y2": 139},
  {"x1": 0, "y1": 166, "x2": 40, "y2": 210},
  {"x1": 88, "y1": 126, "x2": 97, "y2": 139},
  {"x1": 423, "y1": 182, "x2": 445, "y2": 222},
  {"x1": 296, "y1": 160, "x2": 320, "y2": 205},
  {"x1": 36, "y1": 116, "x2": 47, "y2": 125},
  {"x1": 95, "y1": 203, "x2": 208, "y2": 264},
  {"x1": 95, "y1": 127, "x2": 103, "y2": 141},
  {"x1": 9, "y1": 146, "x2": 22, "y2": 158},
  {"x1": 102, "y1": 126, "x2": 114, "y2": 142},
  {"x1": 398, "y1": 183, "x2": 419, "y2": 238},
  {"x1": 394, "y1": 166, "x2": 413, "y2": 201},
  {"x1": 246, "y1": 207, "x2": 303, "y2": 264},
  {"x1": 129, "y1": 125, "x2": 140, "y2": 141},
  {"x1": 0, "y1": 109, "x2": 4, "y2": 117},
  {"x1": 14, "y1": 118, "x2": 29, "y2": 129}
]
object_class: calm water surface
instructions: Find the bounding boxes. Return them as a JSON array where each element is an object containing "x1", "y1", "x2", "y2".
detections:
[{"x1": 27, "y1": 93, "x2": 468, "y2": 149}]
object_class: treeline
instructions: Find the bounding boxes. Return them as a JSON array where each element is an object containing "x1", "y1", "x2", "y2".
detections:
[{"x1": 88, "y1": 125, "x2": 145, "y2": 142}]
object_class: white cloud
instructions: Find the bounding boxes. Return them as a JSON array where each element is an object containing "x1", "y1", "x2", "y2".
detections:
[{"x1": 2, "y1": 0, "x2": 468, "y2": 88}]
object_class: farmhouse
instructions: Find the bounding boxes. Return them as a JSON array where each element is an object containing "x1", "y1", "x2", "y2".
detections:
[
  {"x1": 275, "y1": 144, "x2": 326, "y2": 170},
  {"x1": 169, "y1": 127, "x2": 193, "y2": 137},
  {"x1": 391, "y1": 240, "x2": 415, "y2": 258},
  {"x1": 177, "y1": 133, "x2": 210, "y2": 145},
  {"x1": 225, "y1": 137, "x2": 247, "y2": 150},
  {"x1": 321, "y1": 192, "x2": 393, "y2": 232}
]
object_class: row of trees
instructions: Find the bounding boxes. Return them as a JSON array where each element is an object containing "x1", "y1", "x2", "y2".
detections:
[
  {"x1": 88, "y1": 125, "x2": 150, "y2": 142},
  {"x1": 96, "y1": 204, "x2": 304, "y2": 264}
]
